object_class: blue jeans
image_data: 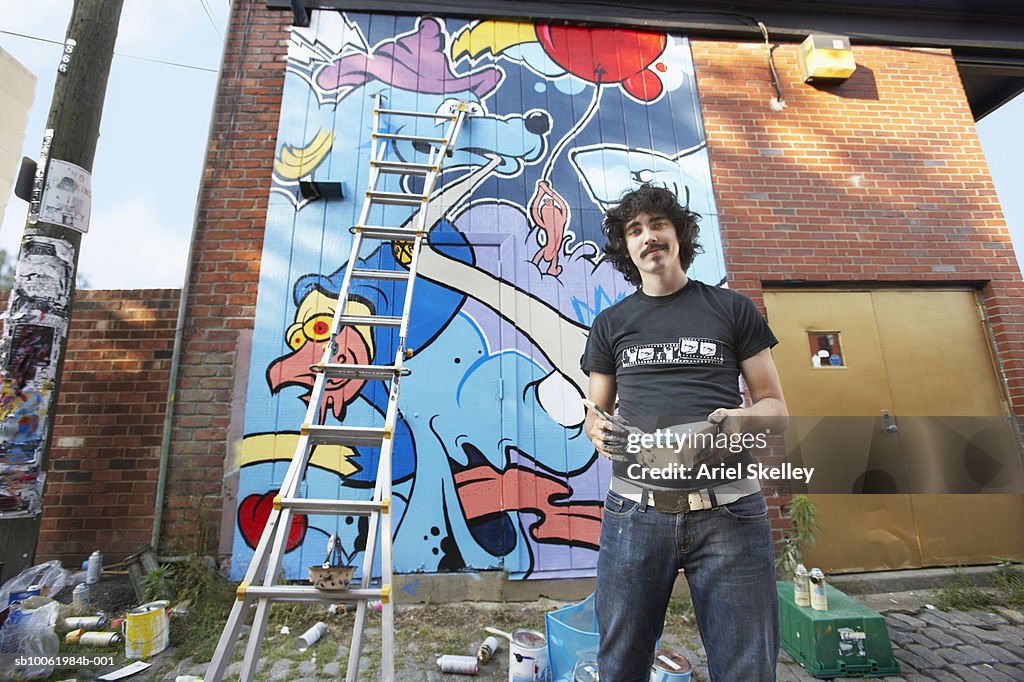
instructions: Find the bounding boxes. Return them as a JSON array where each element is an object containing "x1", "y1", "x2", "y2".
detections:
[{"x1": 596, "y1": 489, "x2": 779, "y2": 682}]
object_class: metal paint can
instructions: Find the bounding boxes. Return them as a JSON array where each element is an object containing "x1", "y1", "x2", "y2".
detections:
[
  {"x1": 73, "y1": 582, "x2": 90, "y2": 607},
  {"x1": 64, "y1": 615, "x2": 106, "y2": 629},
  {"x1": 124, "y1": 600, "x2": 170, "y2": 658},
  {"x1": 296, "y1": 621, "x2": 328, "y2": 651},
  {"x1": 477, "y1": 635, "x2": 501, "y2": 664},
  {"x1": 650, "y1": 648, "x2": 692, "y2": 681},
  {"x1": 87, "y1": 550, "x2": 102, "y2": 585},
  {"x1": 793, "y1": 563, "x2": 810, "y2": 607},
  {"x1": 437, "y1": 655, "x2": 479, "y2": 674},
  {"x1": 79, "y1": 631, "x2": 121, "y2": 647},
  {"x1": 509, "y1": 629, "x2": 549, "y2": 682},
  {"x1": 809, "y1": 568, "x2": 828, "y2": 611}
]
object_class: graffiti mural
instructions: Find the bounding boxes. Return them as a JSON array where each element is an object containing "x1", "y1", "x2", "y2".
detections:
[{"x1": 232, "y1": 11, "x2": 725, "y2": 579}]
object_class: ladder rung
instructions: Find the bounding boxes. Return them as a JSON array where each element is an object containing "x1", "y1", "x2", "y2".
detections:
[
  {"x1": 366, "y1": 190, "x2": 428, "y2": 206},
  {"x1": 351, "y1": 268, "x2": 410, "y2": 281},
  {"x1": 337, "y1": 314, "x2": 402, "y2": 327},
  {"x1": 302, "y1": 424, "x2": 390, "y2": 447},
  {"x1": 377, "y1": 107, "x2": 456, "y2": 120},
  {"x1": 243, "y1": 585, "x2": 387, "y2": 602},
  {"x1": 370, "y1": 159, "x2": 437, "y2": 175},
  {"x1": 277, "y1": 497, "x2": 384, "y2": 515},
  {"x1": 372, "y1": 132, "x2": 446, "y2": 144},
  {"x1": 352, "y1": 225, "x2": 423, "y2": 241},
  {"x1": 314, "y1": 362, "x2": 409, "y2": 380}
]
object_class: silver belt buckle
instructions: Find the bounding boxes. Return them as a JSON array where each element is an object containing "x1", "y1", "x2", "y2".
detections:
[{"x1": 650, "y1": 489, "x2": 690, "y2": 513}]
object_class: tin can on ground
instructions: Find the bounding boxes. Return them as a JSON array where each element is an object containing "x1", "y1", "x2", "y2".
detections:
[
  {"x1": 809, "y1": 567, "x2": 828, "y2": 610},
  {"x1": 79, "y1": 631, "x2": 121, "y2": 647},
  {"x1": 437, "y1": 655, "x2": 479, "y2": 674},
  {"x1": 477, "y1": 635, "x2": 501, "y2": 664},
  {"x1": 64, "y1": 615, "x2": 106, "y2": 629},
  {"x1": 87, "y1": 550, "x2": 102, "y2": 585},
  {"x1": 650, "y1": 648, "x2": 692, "y2": 681},
  {"x1": 793, "y1": 563, "x2": 810, "y2": 607},
  {"x1": 73, "y1": 582, "x2": 90, "y2": 608},
  {"x1": 509, "y1": 629, "x2": 549, "y2": 682},
  {"x1": 296, "y1": 621, "x2": 327, "y2": 651}
]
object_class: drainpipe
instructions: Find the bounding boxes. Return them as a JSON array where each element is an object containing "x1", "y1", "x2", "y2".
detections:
[{"x1": 151, "y1": 0, "x2": 237, "y2": 552}]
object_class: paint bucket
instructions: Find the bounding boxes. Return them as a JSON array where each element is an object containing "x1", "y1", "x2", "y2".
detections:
[
  {"x1": 509, "y1": 629, "x2": 549, "y2": 682},
  {"x1": 124, "y1": 600, "x2": 170, "y2": 658},
  {"x1": 650, "y1": 648, "x2": 692, "y2": 681}
]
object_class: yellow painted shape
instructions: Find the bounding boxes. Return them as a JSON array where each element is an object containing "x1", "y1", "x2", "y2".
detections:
[
  {"x1": 274, "y1": 129, "x2": 333, "y2": 180},
  {"x1": 451, "y1": 20, "x2": 537, "y2": 62},
  {"x1": 238, "y1": 433, "x2": 359, "y2": 477}
]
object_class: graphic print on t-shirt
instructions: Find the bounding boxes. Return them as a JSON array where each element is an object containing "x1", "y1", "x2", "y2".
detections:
[{"x1": 620, "y1": 337, "x2": 724, "y2": 367}]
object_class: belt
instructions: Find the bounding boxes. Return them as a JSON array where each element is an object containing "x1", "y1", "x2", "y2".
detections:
[{"x1": 610, "y1": 476, "x2": 760, "y2": 513}]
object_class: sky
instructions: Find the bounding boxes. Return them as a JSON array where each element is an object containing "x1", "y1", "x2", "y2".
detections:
[{"x1": 0, "y1": 1, "x2": 1022, "y2": 289}]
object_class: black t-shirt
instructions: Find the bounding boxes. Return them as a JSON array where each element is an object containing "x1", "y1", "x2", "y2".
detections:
[{"x1": 580, "y1": 279, "x2": 778, "y2": 488}]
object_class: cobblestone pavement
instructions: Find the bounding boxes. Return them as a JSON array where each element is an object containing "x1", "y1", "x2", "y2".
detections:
[{"x1": 138, "y1": 590, "x2": 1024, "y2": 681}]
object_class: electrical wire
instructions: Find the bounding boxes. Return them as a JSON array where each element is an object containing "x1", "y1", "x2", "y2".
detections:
[
  {"x1": 197, "y1": 0, "x2": 224, "y2": 41},
  {"x1": 0, "y1": 30, "x2": 218, "y2": 73},
  {"x1": 757, "y1": 21, "x2": 787, "y2": 111}
]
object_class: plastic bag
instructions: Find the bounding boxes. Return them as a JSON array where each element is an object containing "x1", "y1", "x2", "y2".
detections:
[
  {"x1": 0, "y1": 598, "x2": 60, "y2": 681},
  {"x1": 0, "y1": 560, "x2": 69, "y2": 606}
]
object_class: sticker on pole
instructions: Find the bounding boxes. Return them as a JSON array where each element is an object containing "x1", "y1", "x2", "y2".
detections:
[{"x1": 38, "y1": 159, "x2": 91, "y2": 232}]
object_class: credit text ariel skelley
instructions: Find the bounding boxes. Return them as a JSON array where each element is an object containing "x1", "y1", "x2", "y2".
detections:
[{"x1": 623, "y1": 429, "x2": 815, "y2": 484}]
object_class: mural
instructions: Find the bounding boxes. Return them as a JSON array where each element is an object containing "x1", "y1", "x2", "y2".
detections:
[{"x1": 232, "y1": 11, "x2": 725, "y2": 579}]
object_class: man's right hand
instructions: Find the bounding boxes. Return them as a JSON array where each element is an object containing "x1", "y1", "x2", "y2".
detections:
[{"x1": 585, "y1": 413, "x2": 636, "y2": 462}]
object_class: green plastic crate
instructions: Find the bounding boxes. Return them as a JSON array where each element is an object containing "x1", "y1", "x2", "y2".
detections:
[{"x1": 777, "y1": 581, "x2": 900, "y2": 679}]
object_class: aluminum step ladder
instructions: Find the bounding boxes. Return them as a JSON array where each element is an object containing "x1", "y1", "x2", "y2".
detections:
[{"x1": 205, "y1": 94, "x2": 470, "y2": 682}]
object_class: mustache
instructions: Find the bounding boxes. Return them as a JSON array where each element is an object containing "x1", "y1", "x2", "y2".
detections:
[{"x1": 640, "y1": 243, "x2": 667, "y2": 258}]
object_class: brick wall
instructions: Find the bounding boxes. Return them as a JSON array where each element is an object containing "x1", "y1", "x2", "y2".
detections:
[
  {"x1": 32, "y1": 289, "x2": 180, "y2": 564},
  {"x1": 690, "y1": 41, "x2": 1024, "y2": 536},
  {"x1": 157, "y1": 2, "x2": 287, "y2": 553}
]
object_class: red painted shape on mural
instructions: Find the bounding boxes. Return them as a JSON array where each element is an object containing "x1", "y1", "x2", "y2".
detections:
[
  {"x1": 453, "y1": 464, "x2": 603, "y2": 549},
  {"x1": 535, "y1": 24, "x2": 667, "y2": 101},
  {"x1": 530, "y1": 180, "x2": 568, "y2": 277},
  {"x1": 238, "y1": 491, "x2": 308, "y2": 551}
]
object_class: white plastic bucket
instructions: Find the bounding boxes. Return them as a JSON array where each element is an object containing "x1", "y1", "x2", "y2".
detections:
[{"x1": 509, "y1": 629, "x2": 549, "y2": 682}]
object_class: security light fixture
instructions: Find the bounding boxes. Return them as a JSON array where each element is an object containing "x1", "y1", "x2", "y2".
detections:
[{"x1": 798, "y1": 34, "x2": 857, "y2": 83}]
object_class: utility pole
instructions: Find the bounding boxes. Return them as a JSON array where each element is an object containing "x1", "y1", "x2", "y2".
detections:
[{"x1": 0, "y1": 0, "x2": 124, "y2": 582}]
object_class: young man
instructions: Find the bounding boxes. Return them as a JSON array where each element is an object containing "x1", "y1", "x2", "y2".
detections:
[{"x1": 581, "y1": 184, "x2": 788, "y2": 681}]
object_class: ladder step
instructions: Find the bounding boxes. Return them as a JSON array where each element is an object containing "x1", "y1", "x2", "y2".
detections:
[
  {"x1": 366, "y1": 190, "x2": 428, "y2": 206},
  {"x1": 277, "y1": 497, "x2": 385, "y2": 515},
  {"x1": 302, "y1": 424, "x2": 390, "y2": 447},
  {"x1": 370, "y1": 159, "x2": 437, "y2": 175},
  {"x1": 337, "y1": 314, "x2": 403, "y2": 327},
  {"x1": 352, "y1": 225, "x2": 423, "y2": 241},
  {"x1": 350, "y1": 268, "x2": 410, "y2": 281},
  {"x1": 377, "y1": 107, "x2": 456, "y2": 120},
  {"x1": 243, "y1": 584, "x2": 387, "y2": 602},
  {"x1": 314, "y1": 362, "x2": 409, "y2": 380},
  {"x1": 373, "y1": 132, "x2": 447, "y2": 144}
]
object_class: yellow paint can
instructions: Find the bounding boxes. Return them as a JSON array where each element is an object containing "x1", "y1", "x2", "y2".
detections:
[{"x1": 124, "y1": 600, "x2": 170, "y2": 658}]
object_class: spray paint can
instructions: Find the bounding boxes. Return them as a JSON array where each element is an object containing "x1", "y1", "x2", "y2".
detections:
[
  {"x1": 73, "y1": 582, "x2": 90, "y2": 608},
  {"x1": 793, "y1": 564, "x2": 810, "y2": 607},
  {"x1": 437, "y1": 655, "x2": 479, "y2": 674},
  {"x1": 296, "y1": 622, "x2": 328, "y2": 651},
  {"x1": 86, "y1": 550, "x2": 102, "y2": 585},
  {"x1": 477, "y1": 635, "x2": 501, "y2": 664},
  {"x1": 79, "y1": 631, "x2": 122, "y2": 647},
  {"x1": 64, "y1": 615, "x2": 106, "y2": 629},
  {"x1": 809, "y1": 568, "x2": 828, "y2": 611}
]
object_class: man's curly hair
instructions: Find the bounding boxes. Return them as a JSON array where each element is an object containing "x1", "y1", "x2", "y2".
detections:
[{"x1": 601, "y1": 184, "x2": 702, "y2": 286}]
